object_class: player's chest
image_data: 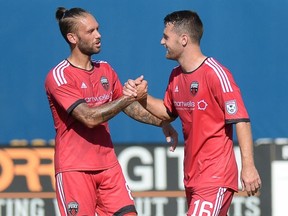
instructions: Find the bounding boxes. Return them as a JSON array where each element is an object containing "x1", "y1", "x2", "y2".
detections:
[
  {"x1": 171, "y1": 75, "x2": 213, "y2": 114},
  {"x1": 75, "y1": 73, "x2": 113, "y2": 104}
]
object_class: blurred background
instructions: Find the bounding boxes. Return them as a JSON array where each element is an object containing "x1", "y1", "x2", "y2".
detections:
[
  {"x1": 0, "y1": 0, "x2": 287, "y2": 215},
  {"x1": 0, "y1": 0, "x2": 287, "y2": 145}
]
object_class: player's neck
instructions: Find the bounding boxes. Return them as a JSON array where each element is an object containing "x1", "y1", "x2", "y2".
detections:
[
  {"x1": 179, "y1": 52, "x2": 206, "y2": 73},
  {"x1": 67, "y1": 53, "x2": 93, "y2": 71}
]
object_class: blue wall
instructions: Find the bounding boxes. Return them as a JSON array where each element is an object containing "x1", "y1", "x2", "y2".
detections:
[{"x1": 0, "y1": 0, "x2": 287, "y2": 144}]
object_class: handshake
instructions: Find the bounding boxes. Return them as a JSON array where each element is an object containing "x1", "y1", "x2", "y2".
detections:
[
  {"x1": 122, "y1": 75, "x2": 178, "y2": 152},
  {"x1": 123, "y1": 75, "x2": 148, "y2": 102}
]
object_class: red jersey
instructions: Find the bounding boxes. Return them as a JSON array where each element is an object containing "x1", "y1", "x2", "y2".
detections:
[
  {"x1": 45, "y1": 59, "x2": 122, "y2": 174},
  {"x1": 164, "y1": 57, "x2": 249, "y2": 191}
]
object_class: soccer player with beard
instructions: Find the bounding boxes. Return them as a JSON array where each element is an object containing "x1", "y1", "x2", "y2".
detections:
[{"x1": 45, "y1": 7, "x2": 178, "y2": 216}]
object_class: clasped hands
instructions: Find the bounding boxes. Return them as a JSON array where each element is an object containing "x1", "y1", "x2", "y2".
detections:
[
  {"x1": 123, "y1": 75, "x2": 147, "y2": 101},
  {"x1": 123, "y1": 75, "x2": 178, "y2": 152}
]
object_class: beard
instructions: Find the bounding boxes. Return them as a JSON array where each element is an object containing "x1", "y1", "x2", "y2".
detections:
[{"x1": 78, "y1": 39, "x2": 101, "y2": 56}]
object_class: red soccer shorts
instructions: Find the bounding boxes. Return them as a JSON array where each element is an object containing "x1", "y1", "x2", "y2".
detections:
[
  {"x1": 185, "y1": 186, "x2": 234, "y2": 216},
  {"x1": 56, "y1": 163, "x2": 137, "y2": 216}
]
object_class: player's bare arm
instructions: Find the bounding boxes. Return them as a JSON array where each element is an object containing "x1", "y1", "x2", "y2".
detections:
[
  {"x1": 145, "y1": 95, "x2": 172, "y2": 121},
  {"x1": 123, "y1": 101, "x2": 162, "y2": 126},
  {"x1": 124, "y1": 78, "x2": 173, "y2": 121},
  {"x1": 122, "y1": 77, "x2": 157, "y2": 125},
  {"x1": 123, "y1": 76, "x2": 178, "y2": 150},
  {"x1": 123, "y1": 76, "x2": 163, "y2": 125},
  {"x1": 236, "y1": 121, "x2": 262, "y2": 196},
  {"x1": 72, "y1": 95, "x2": 137, "y2": 128},
  {"x1": 123, "y1": 101, "x2": 178, "y2": 150}
]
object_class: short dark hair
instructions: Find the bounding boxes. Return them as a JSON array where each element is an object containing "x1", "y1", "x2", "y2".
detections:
[
  {"x1": 55, "y1": 7, "x2": 90, "y2": 43},
  {"x1": 164, "y1": 10, "x2": 203, "y2": 44}
]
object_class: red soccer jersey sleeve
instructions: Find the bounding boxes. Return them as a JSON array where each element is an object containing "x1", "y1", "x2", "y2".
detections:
[{"x1": 205, "y1": 58, "x2": 249, "y2": 124}]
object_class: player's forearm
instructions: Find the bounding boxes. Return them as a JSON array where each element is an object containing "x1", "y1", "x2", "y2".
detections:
[
  {"x1": 236, "y1": 122, "x2": 256, "y2": 166},
  {"x1": 145, "y1": 95, "x2": 172, "y2": 121},
  {"x1": 123, "y1": 101, "x2": 163, "y2": 127},
  {"x1": 72, "y1": 95, "x2": 136, "y2": 128}
]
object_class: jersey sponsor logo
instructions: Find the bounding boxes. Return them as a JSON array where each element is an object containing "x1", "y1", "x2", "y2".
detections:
[
  {"x1": 205, "y1": 58, "x2": 233, "y2": 93},
  {"x1": 197, "y1": 99, "x2": 208, "y2": 110},
  {"x1": 85, "y1": 92, "x2": 112, "y2": 104},
  {"x1": 67, "y1": 201, "x2": 79, "y2": 216},
  {"x1": 225, "y1": 100, "x2": 238, "y2": 115},
  {"x1": 190, "y1": 81, "x2": 199, "y2": 96},
  {"x1": 173, "y1": 99, "x2": 208, "y2": 111},
  {"x1": 174, "y1": 100, "x2": 195, "y2": 109},
  {"x1": 100, "y1": 76, "x2": 109, "y2": 91}
]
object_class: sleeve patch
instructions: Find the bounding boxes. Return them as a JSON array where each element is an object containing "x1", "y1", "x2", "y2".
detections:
[{"x1": 225, "y1": 100, "x2": 238, "y2": 115}]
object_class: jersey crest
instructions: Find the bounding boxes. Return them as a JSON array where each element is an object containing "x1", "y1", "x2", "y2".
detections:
[
  {"x1": 67, "y1": 201, "x2": 79, "y2": 216},
  {"x1": 190, "y1": 81, "x2": 199, "y2": 96},
  {"x1": 100, "y1": 76, "x2": 109, "y2": 91}
]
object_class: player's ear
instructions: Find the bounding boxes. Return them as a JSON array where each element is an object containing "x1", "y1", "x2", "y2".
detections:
[
  {"x1": 67, "y1": 33, "x2": 77, "y2": 44},
  {"x1": 181, "y1": 34, "x2": 188, "y2": 47}
]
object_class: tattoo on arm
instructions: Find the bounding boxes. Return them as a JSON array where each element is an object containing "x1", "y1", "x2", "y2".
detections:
[
  {"x1": 124, "y1": 101, "x2": 162, "y2": 126},
  {"x1": 73, "y1": 96, "x2": 135, "y2": 127}
]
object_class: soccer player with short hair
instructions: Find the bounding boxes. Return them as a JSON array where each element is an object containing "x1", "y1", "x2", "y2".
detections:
[{"x1": 123, "y1": 10, "x2": 261, "y2": 216}]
